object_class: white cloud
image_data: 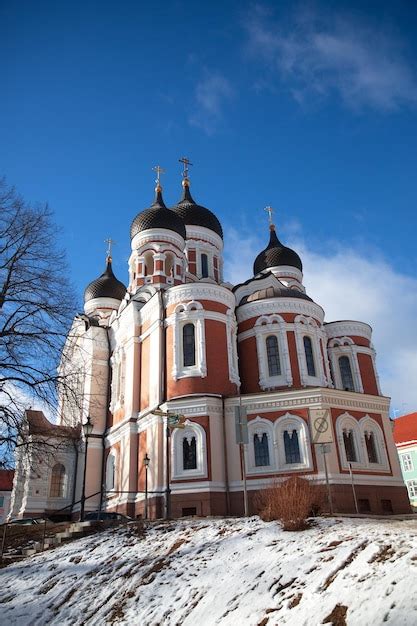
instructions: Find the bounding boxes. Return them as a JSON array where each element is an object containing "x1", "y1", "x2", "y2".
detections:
[
  {"x1": 224, "y1": 226, "x2": 417, "y2": 414},
  {"x1": 189, "y1": 72, "x2": 234, "y2": 134},
  {"x1": 244, "y1": 6, "x2": 417, "y2": 111}
]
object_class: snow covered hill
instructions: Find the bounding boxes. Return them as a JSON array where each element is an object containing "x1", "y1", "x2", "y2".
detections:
[{"x1": 1, "y1": 516, "x2": 417, "y2": 625}]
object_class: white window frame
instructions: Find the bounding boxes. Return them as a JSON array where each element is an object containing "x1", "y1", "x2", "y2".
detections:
[
  {"x1": 328, "y1": 337, "x2": 363, "y2": 393},
  {"x1": 226, "y1": 309, "x2": 240, "y2": 385},
  {"x1": 359, "y1": 416, "x2": 389, "y2": 470},
  {"x1": 401, "y1": 453, "x2": 414, "y2": 472},
  {"x1": 254, "y1": 315, "x2": 292, "y2": 389},
  {"x1": 171, "y1": 421, "x2": 207, "y2": 480},
  {"x1": 336, "y1": 413, "x2": 363, "y2": 469},
  {"x1": 294, "y1": 316, "x2": 327, "y2": 387},
  {"x1": 275, "y1": 413, "x2": 313, "y2": 471},
  {"x1": 170, "y1": 302, "x2": 207, "y2": 380},
  {"x1": 49, "y1": 463, "x2": 67, "y2": 499},
  {"x1": 406, "y1": 480, "x2": 417, "y2": 499},
  {"x1": 246, "y1": 416, "x2": 275, "y2": 474}
]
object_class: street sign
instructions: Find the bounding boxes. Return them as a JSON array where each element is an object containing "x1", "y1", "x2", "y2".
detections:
[
  {"x1": 235, "y1": 406, "x2": 248, "y2": 444},
  {"x1": 310, "y1": 408, "x2": 334, "y2": 444}
]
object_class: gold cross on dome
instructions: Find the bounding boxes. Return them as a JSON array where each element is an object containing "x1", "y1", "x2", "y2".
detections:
[
  {"x1": 264, "y1": 206, "x2": 274, "y2": 225},
  {"x1": 104, "y1": 238, "x2": 115, "y2": 259},
  {"x1": 179, "y1": 156, "x2": 193, "y2": 179},
  {"x1": 152, "y1": 164, "x2": 165, "y2": 187}
]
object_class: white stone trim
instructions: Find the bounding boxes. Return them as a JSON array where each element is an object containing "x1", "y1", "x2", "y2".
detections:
[
  {"x1": 237, "y1": 298, "x2": 325, "y2": 324},
  {"x1": 294, "y1": 315, "x2": 327, "y2": 387},
  {"x1": 131, "y1": 228, "x2": 185, "y2": 252},
  {"x1": 169, "y1": 302, "x2": 207, "y2": 380},
  {"x1": 254, "y1": 314, "x2": 292, "y2": 389},
  {"x1": 171, "y1": 420, "x2": 208, "y2": 480},
  {"x1": 274, "y1": 413, "x2": 313, "y2": 471},
  {"x1": 335, "y1": 412, "x2": 390, "y2": 472},
  {"x1": 328, "y1": 341, "x2": 363, "y2": 393},
  {"x1": 186, "y1": 225, "x2": 223, "y2": 251},
  {"x1": 164, "y1": 283, "x2": 235, "y2": 308},
  {"x1": 325, "y1": 321, "x2": 372, "y2": 341},
  {"x1": 246, "y1": 416, "x2": 275, "y2": 474}
]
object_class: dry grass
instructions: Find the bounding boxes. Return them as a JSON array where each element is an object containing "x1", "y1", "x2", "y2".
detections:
[{"x1": 254, "y1": 476, "x2": 325, "y2": 531}]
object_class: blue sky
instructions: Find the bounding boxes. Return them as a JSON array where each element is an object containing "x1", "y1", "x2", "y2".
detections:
[{"x1": 2, "y1": 1, "x2": 417, "y2": 411}]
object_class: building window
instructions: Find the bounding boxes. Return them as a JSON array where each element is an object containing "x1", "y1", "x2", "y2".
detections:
[
  {"x1": 254, "y1": 433, "x2": 270, "y2": 466},
  {"x1": 284, "y1": 430, "x2": 301, "y2": 464},
  {"x1": 365, "y1": 432, "x2": 378, "y2": 464},
  {"x1": 407, "y1": 480, "x2": 417, "y2": 498},
  {"x1": 183, "y1": 324, "x2": 196, "y2": 367},
  {"x1": 106, "y1": 453, "x2": 116, "y2": 491},
  {"x1": 0, "y1": 496, "x2": 4, "y2": 507},
  {"x1": 183, "y1": 436, "x2": 197, "y2": 470},
  {"x1": 343, "y1": 430, "x2": 357, "y2": 463},
  {"x1": 381, "y1": 499, "x2": 393, "y2": 514},
  {"x1": 402, "y1": 453, "x2": 413, "y2": 472},
  {"x1": 339, "y1": 356, "x2": 355, "y2": 391},
  {"x1": 50, "y1": 463, "x2": 66, "y2": 498},
  {"x1": 358, "y1": 498, "x2": 371, "y2": 513},
  {"x1": 266, "y1": 335, "x2": 281, "y2": 377},
  {"x1": 303, "y1": 336, "x2": 316, "y2": 377},
  {"x1": 201, "y1": 253, "x2": 209, "y2": 278}
]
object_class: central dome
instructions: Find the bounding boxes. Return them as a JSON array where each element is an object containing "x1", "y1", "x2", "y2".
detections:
[
  {"x1": 254, "y1": 226, "x2": 302, "y2": 275},
  {"x1": 172, "y1": 182, "x2": 223, "y2": 239},
  {"x1": 131, "y1": 188, "x2": 186, "y2": 240}
]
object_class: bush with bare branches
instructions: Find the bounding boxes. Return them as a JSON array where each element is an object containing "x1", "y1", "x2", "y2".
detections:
[{"x1": 254, "y1": 476, "x2": 325, "y2": 531}]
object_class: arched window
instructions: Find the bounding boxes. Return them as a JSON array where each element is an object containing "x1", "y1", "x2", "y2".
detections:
[
  {"x1": 343, "y1": 429, "x2": 357, "y2": 463},
  {"x1": 266, "y1": 335, "x2": 281, "y2": 377},
  {"x1": 339, "y1": 356, "x2": 355, "y2": 391},
  {"x1": 183, "y1": 324, "x2": 196, "y2": 367},
  {"x1": 365, "y1": 432, "x2": 378, "y2": 464},
  {"x1": 284, "y1": 430, "x2": 301, "y2": 464},
  {"x1": 50, "y1": 463, "x2": 66, "y2": 498},
  {"x1": 183, "y1": 436, "x2": 197, "y2": 470},
  {"x1": 144, "y1": 252, "x2": 154, "y2": 276},
  {"x1": 303, "y1": 336, "x2": 316, "y2": 377},
  {"x1": 254, "y1": 433, "x2": 270, "y2": 466},
  {"x1": 106, "y1": 453, "x2": 116, "y2": 490},
  {"x1": 165, "y1": 253, "x2": 174, "y2": 278},
  {"x1": 201, "y1": 253, "x2": 209, "y2": 278}
]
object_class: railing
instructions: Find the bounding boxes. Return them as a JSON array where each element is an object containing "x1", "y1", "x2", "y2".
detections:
[{"x1": 0, "y1": 488, "x2": 160, "y2": 564}]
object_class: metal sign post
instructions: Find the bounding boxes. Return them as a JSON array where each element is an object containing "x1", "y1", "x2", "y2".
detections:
[
  {"x1": 349, "y1": 463, "x2": 359, "y2": 514},
  {"x1": 235, "y1": 404, "x2": 249, "y2": 517},
  {"x1": 310, "y1": 409, "x2": 334, "y2": 515}
]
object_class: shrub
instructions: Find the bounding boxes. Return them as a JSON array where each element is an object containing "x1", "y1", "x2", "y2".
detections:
[{"x1": 254, "y1": 476, "x2": 325, "y2": 531}]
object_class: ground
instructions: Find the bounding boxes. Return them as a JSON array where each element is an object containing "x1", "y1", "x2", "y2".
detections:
[{"x1": 0, "y1": 516, "x2": 417, "y2": 625}]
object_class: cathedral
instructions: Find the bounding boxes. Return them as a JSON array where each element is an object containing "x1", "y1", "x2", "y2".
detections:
[{"x1": 9, "y1": 162, "x2": 411, "y2": 520}]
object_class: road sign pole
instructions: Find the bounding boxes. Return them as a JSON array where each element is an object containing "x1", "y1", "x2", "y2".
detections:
[{"x1": 321, "y1": 443, "x2": 333, "y2": 515}]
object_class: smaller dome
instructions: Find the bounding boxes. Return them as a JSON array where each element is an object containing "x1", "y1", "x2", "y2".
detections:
[
  {"x1": 172, "y1": 182, "x2": 223, "y2": 239},
  {"x1": 254, "y1": 226, "x2": 302, "y2": 275},
  {"x1": 84, "y1": 258, "x2": 127, "y2": 303},
  {"x1": 130, "y1": 188, "x2": 186, "y2": 240}
]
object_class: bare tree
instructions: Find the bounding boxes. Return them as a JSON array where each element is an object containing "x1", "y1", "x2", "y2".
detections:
[{"x1": 0, "y1": 178, "x2": 80, "y2": 466}]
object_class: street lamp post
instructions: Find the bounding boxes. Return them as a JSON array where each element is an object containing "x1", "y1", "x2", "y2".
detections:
[
  {"x1": 143, "y1": 453, "x2": 150, "y2": 520},
  {"x1": 80, "y1": 416, "x2": 94, "y2": 521}
]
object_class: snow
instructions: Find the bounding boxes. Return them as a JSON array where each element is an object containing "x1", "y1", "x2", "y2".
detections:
[{"x1": 1, "y1": 516, "x2": 417, "y2": 625}]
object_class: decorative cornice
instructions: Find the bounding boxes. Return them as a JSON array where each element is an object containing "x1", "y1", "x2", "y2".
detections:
[
  {"x1": 164, "y1": 283, "x2": 235, "y2": 308},
  {"x1": 236, "y1": 298, "x2": 325, "y2": 324},
  {"x1": 186, "y1": 225, "x2": 223, "y2": 250},
  {"x1": 131, "y1": 228, "x2": 185, "y2": 252},
  {"x1": 325, "y1": 320, "x2": 372, "y2": 341},
  {"x1": 224, "y1": 388, "x2": 389, "y2": 414}
]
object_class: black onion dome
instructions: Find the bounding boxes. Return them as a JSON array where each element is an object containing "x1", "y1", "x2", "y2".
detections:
[
  {"x1": 253, "y1": 226, "x2": 302, "y2": 275},
  {"x1": 130, "y1": 189, "x2": 186, "y2": 240},
  {"x1": 84, "y1": 259, "x2": 127, "y2": 303},
  {"x1": 172, "y1": 183, "x2": 223, "y2": 239}
]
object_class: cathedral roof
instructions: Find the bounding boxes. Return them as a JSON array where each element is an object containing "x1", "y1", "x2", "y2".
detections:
[
  {"x1": 172, "y1": 181, "x2": 223, "y2": 239},
  {"x1": 253, "y1": 225, "x2": 302, "y2": 275},
  {"x1": 130, "y1": 188, "x2": 186, "y2": 240},
  {"x1": 84, "y1": 258, "x2": 127, "y2": 303}
]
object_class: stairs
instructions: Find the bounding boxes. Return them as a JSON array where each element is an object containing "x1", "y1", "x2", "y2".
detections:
[{"x1": 21, "y1": 521, "x2": 95, "y2": 556}]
